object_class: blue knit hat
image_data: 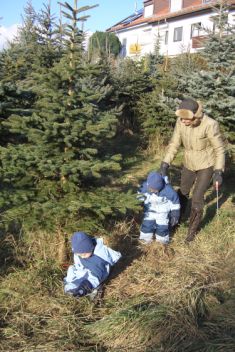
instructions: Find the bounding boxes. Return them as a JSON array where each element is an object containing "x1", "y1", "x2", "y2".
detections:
[
  {"x1": 147, "y1": 171, "x2": 165, "y2": 191},
  {"x1": 71, "y1": 232, "x2": 95, "y2": 253}
]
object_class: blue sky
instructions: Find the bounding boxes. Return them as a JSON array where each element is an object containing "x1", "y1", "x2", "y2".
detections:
[{"x1": 0, "y1": 0, "x2": 143, "y2": 31}]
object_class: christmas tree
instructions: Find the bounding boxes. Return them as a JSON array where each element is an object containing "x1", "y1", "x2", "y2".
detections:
[{"x1": 0, "y1": 1, "x2": 139, "y2": 232}]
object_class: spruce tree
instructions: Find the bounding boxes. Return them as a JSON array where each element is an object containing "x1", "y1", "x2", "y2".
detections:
[
  {"x1": 179, "y1": 0, "x2": 235, "y2": 141},
  {"x1": 136, "y1": 69, "x2": 178, "y2": 142},
  {"x1": 145, "y1": 32, "x2": 164, "y2": 79},
  {"x1": 0, "y1": 1, "x2": 39, "y2": 82},
  {"x1": 34, "y1": 1, "x2": 63, "y2": 70},
  {"x1": 0, "y1": 1, "x2": 62, "y2": 85},
  {"x1": 111, "y1": 58, "x2": 152, "y2": 132},
  {"x1": 135, "y1": 41, "x2": 178, "y2": 142},
  {"x1": 0, "y1": 1, "x2": 57, "y2": 151}
]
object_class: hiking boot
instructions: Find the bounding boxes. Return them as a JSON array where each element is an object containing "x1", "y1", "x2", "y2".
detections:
[{"x1": 185, "y1": 208, "x2": 203, "y2": 243}]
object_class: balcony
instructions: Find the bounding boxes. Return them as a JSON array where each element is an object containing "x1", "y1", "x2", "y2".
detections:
[{"x1": 192, "y1": 35, "x2": 209, "y2": 48}]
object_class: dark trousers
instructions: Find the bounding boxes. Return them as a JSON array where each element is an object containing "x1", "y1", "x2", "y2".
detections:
[{"x1": 180, "y1": 166, "x2": 213, "y2": 210}]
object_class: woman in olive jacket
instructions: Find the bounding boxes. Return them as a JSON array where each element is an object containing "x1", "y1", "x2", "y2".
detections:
[{"x1": 160, "y1": 98, "x2": 225, "y2": 243}]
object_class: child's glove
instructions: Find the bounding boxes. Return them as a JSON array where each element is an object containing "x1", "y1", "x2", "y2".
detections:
[
  {"x1": 76, "y1": 280, "x2": 93, "y2": 297},
  {"x1": 68, "y1": 280, "x2": 93, "y2": 297},
  {"x1": 169, "y1": 209, "x2": 180, "y2": 227},
  {"x1": 170, "y1": 217, "x2": 178, "y2": 227}
]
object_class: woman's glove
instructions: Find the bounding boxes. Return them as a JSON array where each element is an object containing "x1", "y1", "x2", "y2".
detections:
[
  {"x1": 160, "y1": 162, "x2": 169, "y2": 177},
  {"x1": 213, "y1": 170, "x2": 223, "y2": 188}
]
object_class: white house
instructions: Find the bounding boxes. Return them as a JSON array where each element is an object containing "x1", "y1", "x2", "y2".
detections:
[{"x1": 107, "y1": 0, "x2": 235, "y2": 57}]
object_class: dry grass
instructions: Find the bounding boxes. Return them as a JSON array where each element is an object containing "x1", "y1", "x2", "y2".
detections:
[
  {"x1": 0, "y1": 228, "x2": 233, "y2": 351},
  {"x1": 86, "y1": 215, "x2": 234, "y2": 351},
  {"x1": 143, "y1": 132, "x2": 166, "y2": 160},
  {"x1": 0, "y1": 260, "x2": 96, "y2": 352},
  {"x1": 0, "y1": 145, "x2": 234, "y2": 352}
]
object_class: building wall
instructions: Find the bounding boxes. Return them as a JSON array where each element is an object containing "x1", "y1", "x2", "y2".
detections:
[
  {"x1": 152, "y1": 1, "x2": 214, "y2": 16},
  {"x1": 117, "y1": 11, "x2": 235, "y2": 57},
  {"x1": 159, "y1": 12, "x2": 213, "y2": 56},
  {"x1": 183, "y1": 0, "x2": 204, "y2": 8},
  {"x1": 154, "y1": 0, "x2": 170, "y2": 16},
  {"x1": 118, "y1": 25, "x2": 155, "y2": 57}
]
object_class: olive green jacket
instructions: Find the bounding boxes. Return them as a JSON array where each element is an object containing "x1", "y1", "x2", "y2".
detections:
[{"x1": 163, "y1": 115, "x2": 225, "y2": 171}]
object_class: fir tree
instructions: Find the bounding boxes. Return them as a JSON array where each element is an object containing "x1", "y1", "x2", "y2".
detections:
[
  {"x1": 0, "y1": 1, "x2": 139, "y2": 232},
  {"x1": 0, "y1": 82, "x2": 35, "y2": 145}
]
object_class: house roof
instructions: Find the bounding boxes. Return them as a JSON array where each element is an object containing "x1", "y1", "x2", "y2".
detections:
[{"x1": 107, "y1": 0, "x2": 235, "y2": 32}]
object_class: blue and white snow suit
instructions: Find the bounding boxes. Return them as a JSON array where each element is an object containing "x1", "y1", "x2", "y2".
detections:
[
  {"x1": 138, "y1": 181, "x2": 180, "y2": 244},
  {"x1": 64, "y1": 238, "x2": 121, "y2": 295}
]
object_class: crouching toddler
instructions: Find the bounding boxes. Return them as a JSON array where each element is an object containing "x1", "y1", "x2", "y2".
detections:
[{"x1": 138, "y1": 171, "x2": 180, "y2": 245}]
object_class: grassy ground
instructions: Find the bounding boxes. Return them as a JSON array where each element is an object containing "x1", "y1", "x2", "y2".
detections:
[{"x1": 0, "y1": 137, "x2": 234, "y2": 352}]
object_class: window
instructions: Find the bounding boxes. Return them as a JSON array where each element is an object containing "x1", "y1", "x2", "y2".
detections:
[
  {"x1": 173, "y1": 27, "x2": 183, "y2": 42},
  {"x1": 144, "y1": 4, "x2": 154, "y2": 18},
  {"x1": 191, "y1": 23, "x2": 202, "y2": 38},
  {"x1": 121, "y1": 38, "x2": 127, "y2": 57},
  {"x1": 170, "y1": 0, "x2": 182, "y2": 12},
  {"x1": 165, "y1": 31, "x2": 169, "y2": 45}
]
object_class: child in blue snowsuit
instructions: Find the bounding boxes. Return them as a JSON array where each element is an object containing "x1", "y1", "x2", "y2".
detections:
[
  {"x1": 138, "y1": 171, "x2": 180, "y2": 244},
  {"x1": 64, "y1": 232, "x2": 121, "y2": 297}
]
